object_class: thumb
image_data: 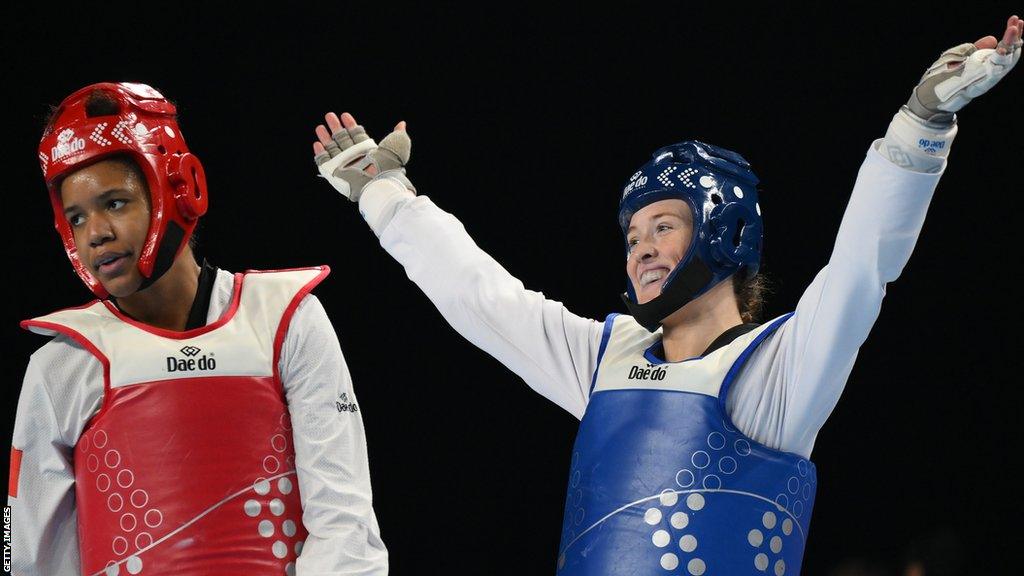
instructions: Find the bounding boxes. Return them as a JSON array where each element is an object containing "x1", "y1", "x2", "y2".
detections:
[
  {"x1": 974, "y1": 35, "x2": 999, "y2": 50},
  {"x1": 378, "y1": 130, "x2": 412, "y2": 165}
]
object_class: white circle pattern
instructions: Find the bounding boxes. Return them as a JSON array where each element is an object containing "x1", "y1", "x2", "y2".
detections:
[{"x1": 259, "y1": 520, "x2": 275, "y2": 537}]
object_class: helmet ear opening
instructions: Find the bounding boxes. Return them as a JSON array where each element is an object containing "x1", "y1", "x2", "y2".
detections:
[
  {"x1": 167, "y1": 153, "x2": 208, "y2": 221},
  {"x1": 190, "y1": 166, "x2": 203, "y2": 202},
  {"x1": 733, "y1": 219, "x2": 745, "y2": 249}
]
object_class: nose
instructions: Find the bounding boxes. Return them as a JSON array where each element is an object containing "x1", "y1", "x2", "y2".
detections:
[
  {"x1": 633, "y1": 237, "x2": 658, "y2": 263},
  {"x1": 86, "y1": 213, "x2": 115, "y2": 248}
]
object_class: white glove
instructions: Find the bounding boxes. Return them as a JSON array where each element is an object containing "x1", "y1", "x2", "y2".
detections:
[
  {"x1": 907, "y1": 37, "x2": 1022, "y2": 124},
  {"x1": 314, "y1": 124, "x2": 415, "y2": 202}
]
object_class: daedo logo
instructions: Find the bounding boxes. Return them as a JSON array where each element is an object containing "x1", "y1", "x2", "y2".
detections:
[
  {"x1": 336, "y1": 392, "x2": 358, "y2": 413},
  {"x1": 917, "y1": 138, "x2": 946, "y2": 155},
  {"x1": 622, "y1": 170, "x2": 649, "y2": 199},
  {"x1": 628, "y1": 363, "x2": 667, "y2": 381},
  {"x1": 166, "y1": 345, "x2": 217, "y2": 372},
  {"x1": 51, "y1": 129, "x2": 86, "y2": 161}
]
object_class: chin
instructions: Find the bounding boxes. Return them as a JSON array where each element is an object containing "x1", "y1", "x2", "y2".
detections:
[
  {"x1": 635, "y1": 290, "x2": 656, "y2": 305},
  {"x1": 100, "y1": 276, "x2": 145, "y2": 299},
  {"x1": 635, "y1": 281, "x2": 666, "y2": 305}
]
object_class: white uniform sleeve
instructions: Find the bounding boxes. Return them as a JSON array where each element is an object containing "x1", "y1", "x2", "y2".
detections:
[
  {"x1": 279, "y1": 294, "x2": 388, "y2": 576},
  {"x1": 9, "y1": 350, "x2": 83, "y2": 576},
  {"x1": 727, "y1": 139, "x2": 946, "y2": 458},
  {"x1": 363, "y1": 181, "x2": 607, "y2": 420}
]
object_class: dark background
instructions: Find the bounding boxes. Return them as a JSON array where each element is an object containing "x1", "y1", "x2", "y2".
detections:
[{"x1": 4, "y1": 4, "x2": 1022, "y2": 574}]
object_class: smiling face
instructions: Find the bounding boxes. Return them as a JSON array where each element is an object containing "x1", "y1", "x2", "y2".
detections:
[
  {"x1": 59, "y1": 158, "x2": 151, "y2": 298},
  {"x1": 625, "y1": 199, "x2": 695, "y2": 305}
]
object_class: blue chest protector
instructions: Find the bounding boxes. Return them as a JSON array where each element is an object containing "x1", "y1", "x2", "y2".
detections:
[{"x1": 557, "y1": 313, "x2": 816, "y2": 575}]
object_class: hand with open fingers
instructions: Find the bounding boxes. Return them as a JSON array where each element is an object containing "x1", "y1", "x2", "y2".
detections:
[
  {"x1": 312, "y1": 112, "x2": 414, "y2": 202},
  {"x1": 907, "y1": 15, "x2": 1023, "y2": 124}
]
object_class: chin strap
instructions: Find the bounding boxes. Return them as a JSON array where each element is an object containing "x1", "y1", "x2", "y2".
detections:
[
  {"x1": 135, "y1": 221, "x2": 186, "y2": 293},
  {"x1": 622, "y1": 259, "x2": 714, "y2": 332}
]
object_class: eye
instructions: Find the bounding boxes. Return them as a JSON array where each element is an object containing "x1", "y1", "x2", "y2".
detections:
[
  {"x1": 656, "y1": 223, "x2": 673, "y2": 233},
  {"x1": 109, "y1": 199, "x2": 127, "y2": 210},
  {"x1": 68, "y1": 214, "x2": 84, "y2": 227},
  {"x1": 627, "y1": 238, "x2": 639, "y2": 252}
]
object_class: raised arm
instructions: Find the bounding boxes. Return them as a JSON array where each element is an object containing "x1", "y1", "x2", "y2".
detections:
[
  {"x1": 728, "y1": 16, "x2": 1023, "y2": 458},
  {"x1": 309, "y1": 114, "x2": 606, "y2": 419}
]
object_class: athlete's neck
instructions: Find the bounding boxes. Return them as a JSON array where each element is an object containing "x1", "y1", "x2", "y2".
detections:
[
  {"x1": 659, "y1": 278, "x2": 743, "y2": 362},
  {"x1": 115, "y1": 247, "x2": 201, "y2": 332}
]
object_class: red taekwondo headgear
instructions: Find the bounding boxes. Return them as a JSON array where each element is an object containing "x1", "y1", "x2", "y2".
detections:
[{"x1": 37, "y1": 82, "x2": 208, "y2": 298}]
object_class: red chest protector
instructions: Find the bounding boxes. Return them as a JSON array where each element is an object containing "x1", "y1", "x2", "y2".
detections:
[{"x1": 22, "y1": 266, "x2": 329, "y2": 576}]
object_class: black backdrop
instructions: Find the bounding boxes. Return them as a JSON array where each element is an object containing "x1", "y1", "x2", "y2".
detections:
[{"x1": 4, "y1": 4, "x2": 1022, "y2": 574}]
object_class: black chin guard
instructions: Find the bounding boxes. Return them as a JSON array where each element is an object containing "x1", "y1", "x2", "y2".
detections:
[
  {"x1": 622, "y1": 259, "x2": 714, "y2": 332},
  {"x1": 137, "y1": 221, "x2": 186, "y2": 293}
]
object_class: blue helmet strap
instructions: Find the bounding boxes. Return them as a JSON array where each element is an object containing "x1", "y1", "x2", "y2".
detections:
[{"x1": 620, "y1": 258, "x2": 714, "y2": 332}]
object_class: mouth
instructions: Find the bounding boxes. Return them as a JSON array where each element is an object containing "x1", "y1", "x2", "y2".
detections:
[
  {"x1": 94, "y1": 252, "x2": 131, "y2": 276},
  {"x1": 639, "y1": 267, "x2": 670, "y2": 288}
]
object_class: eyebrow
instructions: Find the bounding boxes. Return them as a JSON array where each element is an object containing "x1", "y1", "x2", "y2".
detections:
[
  {"x1": 626, "y1": 212, "x2": 686, "y2": 233},
  {"x1": 63, "y1": 188, "x2": 129, "y2": 216}
]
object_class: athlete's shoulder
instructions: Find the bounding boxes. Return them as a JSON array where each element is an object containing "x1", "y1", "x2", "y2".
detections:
[
  {"x1": 240, "y1": 265, "x2": 331, "y2": 279},
  {"x1": 28, "y1": 332, "x2": 91, "y2": 362},
  {"x1": 603, "y1": 313, "x2": 660, "y2": 337},
  {"x1": 20, "y1": 299, "x2": 116, "y2": 343},
  {"x1": 596, "y1": 313, "x2": 662, "y2": 362},
  {"x1": 237, "y1": 265, "x2": 331, "y2": 297},
  {"x1": 756, "y1": 311, "x2": 796, "y2": 338},
  {"x1": 22, "y1": 299, "x2": 106, "y2": 326},
  {"x1": 24, "y1": 332, "x2": 103, "y2": 397},
  {"x1": 18, "y1": 333, "x2": 104, "y2": 445}
]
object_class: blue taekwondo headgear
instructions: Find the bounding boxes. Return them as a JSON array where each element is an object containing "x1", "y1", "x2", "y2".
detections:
[{"x1": 618, "y1": 140, "x2": 763, "y2": 332}]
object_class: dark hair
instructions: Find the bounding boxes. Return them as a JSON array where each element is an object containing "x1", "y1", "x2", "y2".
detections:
[
  {"x1": 733, "y1": 271, "x2": 770, "y2": 324},
  {"x1": 43, "y1": 87, "x2": 122, "y2": 136}
]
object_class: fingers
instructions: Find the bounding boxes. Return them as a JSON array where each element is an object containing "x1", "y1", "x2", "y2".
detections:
[
  {"x1": 311, "y1": 112, "x2": 409, "y2": 162},
  {"x1": 314, "y1": 112, "x2": 357, "y2": 157},
  {"x1": 331, "y1": 127, "x2": 355, "y2": 150},
  {"x1": 325, "y1": 112, "x2": 343, "y2": 133},
  {"x1": 348, "y1": 125, "x2": 370, "y2": 144},
  {"x1": 320, "y1": 111, "x2": 363, "y2": 150},
  {"x1": 313, "y1": 132, "x2": 335, "y2": 164},
  {"x1": 314, "y1": 123, "x2": 342, "y2": 159},
  {"x1": 315, "y1": 124, "x2": 333, "y2": 147},
  {"x1": 1009, "y1": 14, "x2": 1023, "y2": 38},
  {"x1": 312, "y1": 141, "x2": 331, "y2": 167},
  {"x1": 997, "y1": 15, "x2": 1024, "y2": 54}
]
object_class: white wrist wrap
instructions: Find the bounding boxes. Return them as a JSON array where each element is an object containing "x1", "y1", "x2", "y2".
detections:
[
  {"x1": 880, "y1": 106, "x2": 958, "y2": 170},
  {"x1": 884, "y1": 106, "x2": 958, "y2": 158},
  {"x1": 358, "y1": 178, "x2": 416, "y2": 236}
]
